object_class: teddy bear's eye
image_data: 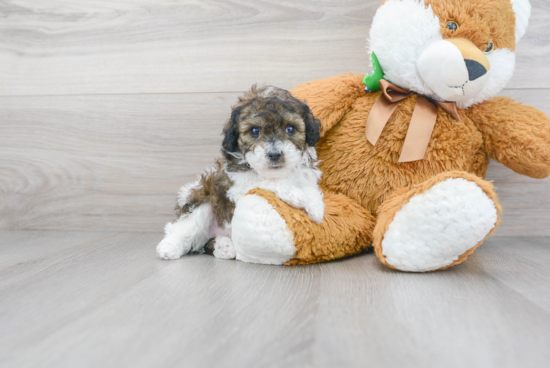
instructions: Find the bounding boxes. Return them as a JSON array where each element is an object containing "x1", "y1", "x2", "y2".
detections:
[
  {"x1": 446, "y1": 21, "x2": 459, "y2": 33},
  {"x1": 484, "y1": 42, "x2": 495, "y2": 54}
]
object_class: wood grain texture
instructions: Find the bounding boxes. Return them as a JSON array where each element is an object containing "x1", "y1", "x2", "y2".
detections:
[
  {"x1": 1, "y1": 89, "x2": 550, "y2": 234},
  {"x1": 0, "y1": 0, "x2": 548, "y2": 96},
  {"x1": 1, "y1": 231, "x2": 549, "y2": 368},
  {"x1": 0, "y1": 92, "x2": 237, "y2": 231}
]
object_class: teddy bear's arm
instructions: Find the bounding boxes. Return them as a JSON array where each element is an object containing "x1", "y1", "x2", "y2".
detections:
[
  {"x1": 469, "y1": 97, "x2": 550, "y2": 179},
  {"x1": 291, "y1": 74, "x2": 366, "y2": 137}
]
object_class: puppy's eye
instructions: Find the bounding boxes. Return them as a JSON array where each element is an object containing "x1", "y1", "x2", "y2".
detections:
[
  {"x1": 286, "y1": 126, "x2": 296, "y2": 135},
  {"x1": 250, "y1": 127, "x2": 261, "y2": 137},
  {"x1": 484, "y1": 42, "x2": 494, "y2": 54},
  {"x1": 446, "y1": 21, "x2": 459, "y2": 33}
]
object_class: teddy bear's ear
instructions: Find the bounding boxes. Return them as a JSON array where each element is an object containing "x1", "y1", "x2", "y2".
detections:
[{"x1": 511, "y1": 0, "x2": 531, "y2": 43}]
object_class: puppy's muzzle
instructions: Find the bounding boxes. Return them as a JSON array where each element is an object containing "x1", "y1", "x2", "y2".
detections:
[{"x1": 267, "y1": 150, "x2": 283, "y2": 163}]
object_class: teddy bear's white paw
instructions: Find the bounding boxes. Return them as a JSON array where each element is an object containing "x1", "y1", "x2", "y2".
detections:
[
  {"x1": 381, "y1": 178, "x2": 498, "y2": 272},
  {"x1": 232, "y1": 194, "x2": 296, "y2": 265},
  {"x1": 213, "y1": 236, "x2": 236, "y2": 260},
  {"x1": 306, "y1": 199, "x2": 325, "y2": 224},
  {"x1": 156, "y1": 237, "x2": 183, "y2": 260}
]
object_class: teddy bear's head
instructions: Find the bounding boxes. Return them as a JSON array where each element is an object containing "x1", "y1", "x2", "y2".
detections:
[{"x1": 368, "y1": 0, "x2": 531, "y2": 108}]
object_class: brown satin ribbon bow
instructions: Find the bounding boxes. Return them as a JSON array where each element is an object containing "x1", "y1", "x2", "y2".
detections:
[{"x1": 365, "y1": 79, "x2": 461, "y2": 163}]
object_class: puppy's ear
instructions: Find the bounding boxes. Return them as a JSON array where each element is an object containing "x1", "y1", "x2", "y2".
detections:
[
  {"x1": 222, "y1": 106, "x2": 242, "y2": 156},
  {"x1": 301, "y1": 103, "x2": 321, "y2": 147}
]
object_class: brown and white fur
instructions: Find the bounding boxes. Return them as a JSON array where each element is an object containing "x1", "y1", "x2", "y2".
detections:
[{"x1": 156, "y1": 85, "x2": 324, "y2": 260}]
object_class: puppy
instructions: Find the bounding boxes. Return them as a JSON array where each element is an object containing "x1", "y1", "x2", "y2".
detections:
[{"x1": 156, "y1": 85, "x2": 324, "y2": 260}]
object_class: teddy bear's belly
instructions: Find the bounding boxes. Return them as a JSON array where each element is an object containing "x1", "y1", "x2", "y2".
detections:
[{"x1": 317, "y1": 97, "x2": 488, "y2": 216}]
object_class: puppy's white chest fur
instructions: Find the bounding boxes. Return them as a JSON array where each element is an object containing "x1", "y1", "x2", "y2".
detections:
[
  {"x1": 226, "y1": 148, "x2": 325, "y2": 224},
  {"x1": 226, "y1": 166, "x2": 318, "y2": 203}
]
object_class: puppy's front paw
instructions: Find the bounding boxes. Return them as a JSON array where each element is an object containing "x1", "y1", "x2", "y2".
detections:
[
  {"x1": 156, "y1": 238, "x2": 183, "y2": 260},
  {"x1": 306, "y1": 200, "x2": 325, "y2": 224},
  {"x1": 281, "y1": 190, "x2": 306, "y2": 209},
  {"x1": 213, "y1": 236, "x2": 236, "y2": 260}
]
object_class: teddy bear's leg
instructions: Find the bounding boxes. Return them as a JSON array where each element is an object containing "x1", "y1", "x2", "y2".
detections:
[
  {"x1": 231, "y1": 188, "x2": 375, "y2": 265},
  {"x1": 374, "y1": 171, "x2": 502, "y2": 272}
]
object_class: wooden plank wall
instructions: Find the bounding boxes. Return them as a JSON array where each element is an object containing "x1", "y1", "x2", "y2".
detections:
[{"x1": 1, "y1": 0, "x2": 549, "y2": 235}]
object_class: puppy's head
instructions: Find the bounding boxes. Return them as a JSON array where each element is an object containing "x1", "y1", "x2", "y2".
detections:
[{"x1": 222, "y1": 85, "x2": 321, "y2": 179}]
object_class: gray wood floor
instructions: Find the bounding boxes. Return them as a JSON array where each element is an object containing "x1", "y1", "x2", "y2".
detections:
[{"x1": 1, "y1": 230, "x2": 549, "y2": 368}]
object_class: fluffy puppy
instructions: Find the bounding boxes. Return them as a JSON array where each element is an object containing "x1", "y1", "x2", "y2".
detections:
[{"x1": 156, "y1": 85, "x2": 324, "y2": 260}]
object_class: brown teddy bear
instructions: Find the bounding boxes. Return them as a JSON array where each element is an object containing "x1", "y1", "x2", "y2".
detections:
[{"x1": 230, "y1": 0, "x2": 550, "y2": 272}]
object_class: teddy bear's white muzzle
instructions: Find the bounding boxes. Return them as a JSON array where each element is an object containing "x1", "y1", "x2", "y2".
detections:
[{"x1": 416, "y1": 38, "x2": 490, "y2": 102}]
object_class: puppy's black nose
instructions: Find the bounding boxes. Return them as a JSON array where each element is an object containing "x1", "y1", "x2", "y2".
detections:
[
  {"x1": 267, "y1": 151, "x2": 283, "y2": 162},
  {"x1": 465, "y1": 59, "x2": 487, "y2": 81}
]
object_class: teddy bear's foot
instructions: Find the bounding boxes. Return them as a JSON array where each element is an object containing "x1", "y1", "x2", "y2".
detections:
[
  {"x1": 374, "y1": 172, "x2": 501, "y2": 272},
  {"x1": 232, "y1": 194, "x2": 296, "y2": 265}
]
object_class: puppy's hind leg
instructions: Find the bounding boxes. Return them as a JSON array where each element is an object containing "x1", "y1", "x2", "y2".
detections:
[
  {"x1": 204, "y1": 236, "x2": 236, "y2": 260},
  {"x1": 157, "y1": 204, "x2": 213, "y2": 260}
]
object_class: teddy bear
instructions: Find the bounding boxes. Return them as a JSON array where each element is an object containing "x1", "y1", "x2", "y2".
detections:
[{"x1": 228, "y1": 0, "x2": 550, "y2": 272}]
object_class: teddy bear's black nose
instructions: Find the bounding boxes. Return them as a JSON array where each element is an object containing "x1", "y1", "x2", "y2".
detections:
[{"x1": 465, "y1": 59, "x2": 488, "y2": 81}]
